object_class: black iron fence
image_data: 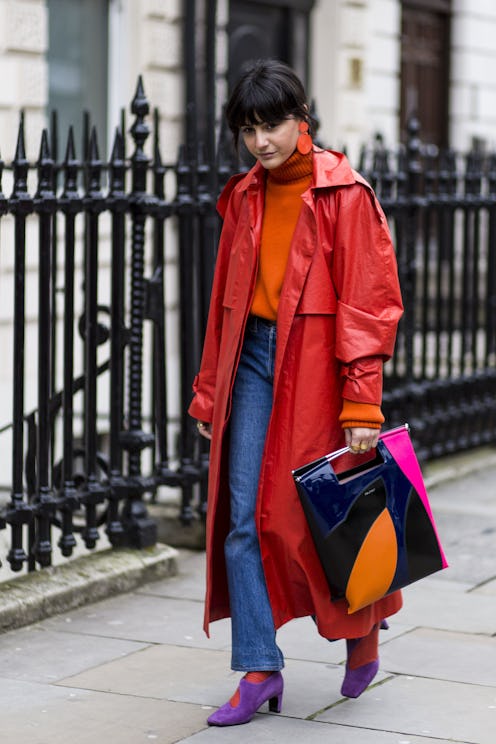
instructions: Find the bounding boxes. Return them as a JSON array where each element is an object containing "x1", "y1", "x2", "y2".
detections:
[
  {"x1": 0, "y1": 79, "x2": 216, "y2": 573},
  {"x1": 359, "y1": 120, "x2": 496, "y2": 461},
  {"x1": 0, "y1": 82, "x2": 495, "y2": 573}
]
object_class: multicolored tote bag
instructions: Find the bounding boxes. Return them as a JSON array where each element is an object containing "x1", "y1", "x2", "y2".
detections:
[{"x1": 292, "y1": 424, "x2": 448, "y2": 614}]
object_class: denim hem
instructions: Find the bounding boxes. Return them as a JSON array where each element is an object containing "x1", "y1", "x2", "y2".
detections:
[{"x1": 231, "y1": 661, "x2": 285, "y2": 672}]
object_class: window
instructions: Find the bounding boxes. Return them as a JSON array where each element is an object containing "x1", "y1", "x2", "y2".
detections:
[
  {"x1": 228, "y1": 0, "x2": 315, "y2": 91},
  {"x1": 47, "y1": 0, "x2": 109, "y2": 157}
]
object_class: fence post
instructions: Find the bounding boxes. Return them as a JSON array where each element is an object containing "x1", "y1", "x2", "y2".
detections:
[
  {"x1": 404, "y1": 116, "x2": 423, "y2": 383},
  {"x1": 107, "y1": 127, "x2": 128, "y2": 545},
  {"x1": 5, "y1": 117, "x2": 34, "y2": 570},
  {"x1": 32, "y1": 130, "x2": 57, "y2": 567},
  {"x1": 150, "y1": 113, "x2": 178, "y2": 486},
  {"x1": 120, "y1": 77, "x2": 157, "y2": 547},
  {"x1": 57, "y1": 126, "x2": 82, "y2": 556},
  {"x1": 80, "y1": 127, "x2": 108, "y2": 548}
]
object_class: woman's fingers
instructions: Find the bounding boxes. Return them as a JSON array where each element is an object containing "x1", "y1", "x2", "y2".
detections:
[{"x1": 345, "y1": 427, "x2": 379, "y2": 454}]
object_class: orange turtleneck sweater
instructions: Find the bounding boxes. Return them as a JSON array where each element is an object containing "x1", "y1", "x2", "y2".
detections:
[
  {"x1": 251, "y1": 149, "x2": 313, "y2": 320},
  {"x1": 250, "y1": 148, "x2": 383, "y2": 430}
]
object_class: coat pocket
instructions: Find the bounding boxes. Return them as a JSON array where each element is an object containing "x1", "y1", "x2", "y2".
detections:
[{"x1": 295, "y1": 247, "x2": 338, "y2": 314}]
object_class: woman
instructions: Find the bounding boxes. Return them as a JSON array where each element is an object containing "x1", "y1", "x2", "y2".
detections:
[{"x1": 188, "y1": 59, "x2": 404, "y2": 726}]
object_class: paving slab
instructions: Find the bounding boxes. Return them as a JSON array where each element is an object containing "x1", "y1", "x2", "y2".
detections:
[
  {"x1": 166, "y1": 655, "x2": 390, "y2": 719},
  {"x1": 39, "y1": 592, "x2": 232, "y2": 649},
  {"x1": 432, "y1": 511, "x2": 496, "y2": 586},
  {"x1": 423, "y1": 446, "x2": 496, "y2": 492},
  {"x1": 180, "y1": 714, "x2": 467, "y2": 744},
  {"x1": 379, "y1": 627, "x2": 496, "y2": 686},
  {"x1": 56, "y1": 641, "x2": 391, "y2": 719},
  {"x1": 0, "y1": 624, "x2": 147, "y2": 684},
  {"x1": 314, "y1": 674, "x2": 496, "y2": 744},
  {"x1": 138, "y1": 549, "x2": 206, "y2": 602},
  {"x1": 0, "y1": 676, "x2": 207, "y2": 744},
  {"x1": 473, "y1": 577, "x2": 496, "y2": 595},
  {"x1": 275, "y1": 615, "x2": 414, "y2": 665},
  {"x1": 427, "y1": 461, "x2": 496, "y2": 516},
  {"x1": 0, "y1": 452, "x2": 494, "y2": 744},
  {"x1": 57, "y1": 644, "x2": 234, "y2": 701},
  {"x1": 398, "y1": 581, "x2": 496, "y2": 634}
]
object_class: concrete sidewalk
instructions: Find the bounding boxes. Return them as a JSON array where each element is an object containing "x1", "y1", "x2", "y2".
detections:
[{"x1": 0, "y1": 450, "x2": 495, "y2": 743}]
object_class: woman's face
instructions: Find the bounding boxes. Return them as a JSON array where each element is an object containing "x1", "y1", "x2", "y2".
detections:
[{"x1": 240, "y1": 116, "x2": 301, "y2": 169}]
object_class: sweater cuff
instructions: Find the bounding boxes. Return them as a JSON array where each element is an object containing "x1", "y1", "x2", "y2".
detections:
[{"x1": 339, "y1": 399, "x2": 384, "y2": 429}]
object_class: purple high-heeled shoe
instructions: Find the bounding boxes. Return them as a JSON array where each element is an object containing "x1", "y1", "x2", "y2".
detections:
[
  {"x1": 341, "y1": 622, "x2": 381, "y2": 698},
  {"x1": 207, "y1": 671, "x2": 284, "y2": 726},
  {"x1": 341, "y1": 653, "x2": 379, "y2": 698}
]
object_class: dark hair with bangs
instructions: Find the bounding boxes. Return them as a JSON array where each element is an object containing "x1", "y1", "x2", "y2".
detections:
[{"x1": 226, "y1": 59, "x2": 313, "y2": 149}]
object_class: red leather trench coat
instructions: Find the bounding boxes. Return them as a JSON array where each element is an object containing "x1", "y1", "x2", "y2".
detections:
[{"x1": 188, "y1": 149, "x2": 404, "y2": 639}]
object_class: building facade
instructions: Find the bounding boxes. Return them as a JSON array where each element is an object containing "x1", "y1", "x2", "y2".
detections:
[
  {"x1": 0, "y1": 0, "x2": 495, "y2": 522},
  {"x1": 1, "y1": 1, "x2": 496, "y2": 161}
]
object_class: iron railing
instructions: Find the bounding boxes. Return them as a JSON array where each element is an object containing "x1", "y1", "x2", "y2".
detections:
[
  {"x1": 0, "y1": 82, "x2": 495, "y2": 573},
  {"x1": 359, "y1": 120, "x2": 496, "y2": 460},
  {"x1": 0, "y1": 79, "x2": 216, "y2": 573}
]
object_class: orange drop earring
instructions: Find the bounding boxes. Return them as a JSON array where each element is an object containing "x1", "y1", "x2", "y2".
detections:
[{"x1": 297, "y1": 120, "x2": 312, "y2": 155}]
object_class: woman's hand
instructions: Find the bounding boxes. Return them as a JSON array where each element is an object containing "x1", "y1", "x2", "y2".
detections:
[
  {"x1": 345, "y1": 427, "x2": 380, "y2": 454},
  {"x1": 196, "y1": 421, "x2": 212, "y2": 440}
]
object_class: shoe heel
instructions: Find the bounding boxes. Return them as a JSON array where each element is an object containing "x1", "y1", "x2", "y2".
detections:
[{"x1": 268, "y1": 693, "x2": 282, "y2": 713}]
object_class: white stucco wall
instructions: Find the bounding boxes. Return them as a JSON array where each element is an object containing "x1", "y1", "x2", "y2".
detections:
[
  {"x1": 450, "y1": 0, "x2": 496, "y2": 150},
  {"x1": 311, "y1": 0, "x2": 400, "y2": 164},
  {"x1": 0, "y1": 0, "x2": 48, "y2": 159}
]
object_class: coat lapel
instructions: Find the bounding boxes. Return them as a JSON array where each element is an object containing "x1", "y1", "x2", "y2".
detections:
[
  {"x1": 274, "y1": 198, "x2": 317, "y2": 390},
  {"x1": 274, "y1": 150, "x2": 357, "y2": 389}
]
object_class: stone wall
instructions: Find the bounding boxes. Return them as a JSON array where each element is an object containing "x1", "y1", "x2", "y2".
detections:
[
  {"x1": 311, "y1": 0, "x2": 400, "y2": 162},
  {"x1": 451, "y1": 0, "x2": 496, "y2": 150}
]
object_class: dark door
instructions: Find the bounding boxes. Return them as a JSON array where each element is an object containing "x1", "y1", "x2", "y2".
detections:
[
  {"x1": 400, "y1": 0, "x2": 451, "y2": 147},
  {"x1": 228, "y1": 0, "x2": 314, "y2": 91}
]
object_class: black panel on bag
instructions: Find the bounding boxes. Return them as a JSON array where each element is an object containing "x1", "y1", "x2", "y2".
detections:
[
  {"x1": 323, "y1": 477, "x2": 387, "y2": 594},
  {"x1": 298, "y1": 476, "x2": 387, "y2": 598},
  {"x1": 404, "y1": 487, "x2": 444, "y2": 582}
]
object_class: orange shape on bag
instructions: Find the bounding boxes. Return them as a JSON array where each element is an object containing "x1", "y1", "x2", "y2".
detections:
[{"x1": 345, "y1": 508, "x2": 398, "y2": 613}]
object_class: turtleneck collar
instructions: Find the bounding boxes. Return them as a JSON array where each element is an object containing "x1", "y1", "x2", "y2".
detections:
[{"x1": 267, "y1": 149, "x2": 313, "y2": 184}]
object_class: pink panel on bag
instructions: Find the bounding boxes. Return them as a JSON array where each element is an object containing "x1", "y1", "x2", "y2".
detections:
[{"x1": 380, "y1": 428, "x2": 448, "y2": 568}]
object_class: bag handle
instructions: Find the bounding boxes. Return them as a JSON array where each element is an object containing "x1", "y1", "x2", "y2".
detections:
[{"x1": 325, "y1": 423, "x2": 410, "y2": 463}]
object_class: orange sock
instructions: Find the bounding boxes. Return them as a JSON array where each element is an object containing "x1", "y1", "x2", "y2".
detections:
[
  {"x1": 347, "y1": 623, "x2": 379, "y2": 670},
  {"x1": 229, "y1": 671, "x2": 273, "y2": 707}
]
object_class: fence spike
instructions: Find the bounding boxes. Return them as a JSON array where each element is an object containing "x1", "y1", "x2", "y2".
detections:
[
  {"x1": 84, "y1": 126, "x2": 103, "y2": 199},
  {"x1": 488, "y1": 152, "x2": 496, "y2": 196},
  {"x1": 110, "y1": 126, "x2": 124, "y2": 162},
  {"x1": 152, "y1": 111, "x2": 166, "y2": 202},
  {"x1": 38, "y1": 128, "x2": 51, "y2": 161},
  {"x1": 35, "y1": 129, "x2": 55, "y2": 200},
  {"x1": 109, "y1": 128, "x2": 126, "y2": 197},
  {"x1": 130, "y1": 77, "x2": 150, "y2": 194},
  {"x1": 50, "y1": 109, "x2": 58, "y2": 163},
  {"x1": 131, "y1": 75, "x2": 149, "y2": 118},
  {"x1": 61, "y1": 127, "x2": 80, "y2": 203},
  {"x1": 88, "y1": 126, "x2": 100, "y2": 162},
  {"x1": 14, "y1": 112, "x2": 27, "y2": 163},
  {"x1": 464, "y1": 148, "x2": 483, "y2": 196},
  {"x1": 65, "y1": 125, "x2": 76, "y2": 162},
  {"x1": 357, "y1": 144, "x2": 366, "y2": 173},
  {"x1": 438, "y1": 148, "x2": 457, "y2": 197},
  {"x1": 153, "y1": 108, "x2": 163, "y2": 167},
  {"x1": 11, "y1": 112, "x2": 32, "y2": 203}
]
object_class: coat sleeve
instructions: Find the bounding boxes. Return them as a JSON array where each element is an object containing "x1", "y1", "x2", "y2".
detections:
[
  {"x1": 187, "y1": 188, "x2": 241, "y2": 423},
  {"x1": 330, "y1": 183, "x2": 403, "y2": 405}
]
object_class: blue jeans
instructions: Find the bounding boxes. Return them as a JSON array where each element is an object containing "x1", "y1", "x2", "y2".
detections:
[{"x1": 225, "y1": 316, "x2": 285, "y2": 672}]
